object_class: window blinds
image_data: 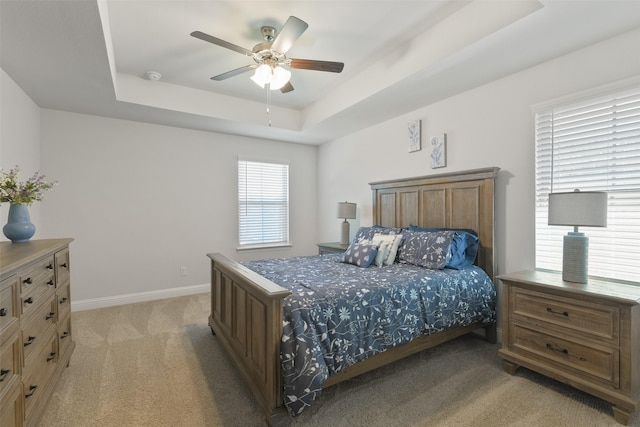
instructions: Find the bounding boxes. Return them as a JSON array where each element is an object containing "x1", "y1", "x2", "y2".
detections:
[
  {"x1": 535, "y1": 86, "x2": 640, "y2": 283},
  {"x1": 238, "y1": 160, "x2": 289, "y2": 247}
]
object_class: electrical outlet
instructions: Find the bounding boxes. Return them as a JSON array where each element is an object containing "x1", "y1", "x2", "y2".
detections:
[{"x1": 180, "y1": 266, "x2": 188, "y2": 276}]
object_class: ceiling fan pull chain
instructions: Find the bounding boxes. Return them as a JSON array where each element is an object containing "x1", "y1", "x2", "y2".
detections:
[{"x1": 266, "y1": 83, "x2": 272, "y2": 127}]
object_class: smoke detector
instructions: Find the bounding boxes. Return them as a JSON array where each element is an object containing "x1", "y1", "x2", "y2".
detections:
[{"x1": 145, "y1": 71, "x2": 162, "y2": 81}]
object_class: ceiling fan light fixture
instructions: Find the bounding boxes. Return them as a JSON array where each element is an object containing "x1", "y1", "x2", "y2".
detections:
[
  {"x1": 250, "y1": 64, "x2": 273, "y2": 88},
  {"x1": 270, "y1": 66, "x2": 291, "y2": 90}
]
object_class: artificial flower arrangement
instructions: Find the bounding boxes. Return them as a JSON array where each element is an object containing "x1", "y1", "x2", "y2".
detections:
[{"x1": 0, "y1": 166, "x2": 57, "y2": 205}]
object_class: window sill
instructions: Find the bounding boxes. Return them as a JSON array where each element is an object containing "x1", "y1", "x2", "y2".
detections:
[{"x1": 236, "y1": 243, "x2": 292, "y2": 252}]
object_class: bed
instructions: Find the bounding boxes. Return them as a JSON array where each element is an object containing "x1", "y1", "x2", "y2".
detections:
[{"x1": 207, "y1": 167, "x2": 499, "y2": 425}]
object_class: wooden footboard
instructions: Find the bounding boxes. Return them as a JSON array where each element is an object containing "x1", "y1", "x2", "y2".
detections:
[{"x1": 207, "y1": 253, "x2": 291, "y2": 425}]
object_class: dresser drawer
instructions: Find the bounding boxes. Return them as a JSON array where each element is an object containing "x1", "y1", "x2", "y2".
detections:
[
  {"x1": 21, "y1": 294, "x2": 57, "y2": 364},
  {"x1": 0, "y1": 275, "x2": 20, "y2": 345},
  {"x1": 0, "y1": 376, "x2": 23, "y2": 427},
  {"x1": 22, "y1": 333, "x2": 57, "y2": 421},
  {"x1": 57, "y1": 283, "x2": 71, "y2": 321},
  {"x1": 0, "y1": 331, "x2": 21, "y2": 397},
  {"x1": 511, "y1": 286, "x2": 619, "y2": 344},
  {"x1": 512, "y1": 323, "x2": 619, "y2": 390},
  {"x1": 55, "y1": 248, "x2": 70, "y2": 287},
  {"x1": 57, "y1": 312, "x2": 72, "y2": 358}
]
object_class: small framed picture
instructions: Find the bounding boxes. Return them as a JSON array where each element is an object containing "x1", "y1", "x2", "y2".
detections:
[
  {"x1": 408, "y1": 120, "x2": 421, "y2": 152},
  {"x1": 430, "y1": 133, "x2": 446, "y2": 168}
]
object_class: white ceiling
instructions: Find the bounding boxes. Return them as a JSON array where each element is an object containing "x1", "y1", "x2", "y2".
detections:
[{"x1": 2, "y1": 0, "x2": 640, "y2": 145}]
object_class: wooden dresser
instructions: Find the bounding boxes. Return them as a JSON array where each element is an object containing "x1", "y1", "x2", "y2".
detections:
[
  {"x1": 0, "y1": 239, "x2": 75, "y2": 427},
  {"x1": 498, "y1": 270, "x2": 640, "y2": 425}
]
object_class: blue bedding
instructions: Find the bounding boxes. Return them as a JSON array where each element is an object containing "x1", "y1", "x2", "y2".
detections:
[{"x1": 243, "y1": 253, "x2": 496, "y2": 416}]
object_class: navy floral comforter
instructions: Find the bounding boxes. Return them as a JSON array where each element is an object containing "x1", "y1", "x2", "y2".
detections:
[{"x1": 242, "y1": 254, "x2": 496, "y2": 416}]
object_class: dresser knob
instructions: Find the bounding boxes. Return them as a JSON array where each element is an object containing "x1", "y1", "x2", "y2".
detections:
[
  {"x1": 46, "y1": 263, "x2": 54, "y2": 270},
  {"x1": 24, "y1": 297, "x2": 34, "y2": 305},
  {"x1": 60, "y1": 331, "x2": 70, "y2": 340},
  {"x1": 47, "y1": 280, "x2": 55, "y2": 286},
  {"x1": 0, "y1": 369, "x2": 10, "y2": 382},
  {"x1": 46, "y1": 352, "x2": 57, "y2": 362},
  {"x1": 46, "y1": 312, "x2": 55, "y2": 320},
  {"x1": 0, "y1": 307, "x2": 7, "y2": 317},
  {"x1": 24, "y1": 336, "x2": 36, "y2": 347},
  {"x1": 59, "y1": 297, "x2": 68, "y2": 304},
  {"x1": 60, "y1": 263, "x2": 68, "y2": 268},
  {"x1": 23, "y1": 277, "x2": 33, "y2": 285},
  {"x1": 25, "y1": 385, "x2": 38, "y2": 398}
]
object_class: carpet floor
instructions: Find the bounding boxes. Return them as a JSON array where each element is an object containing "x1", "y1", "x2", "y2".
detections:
[{"x1": 38, "y1": 293, "x2": 640, "y2": 426}]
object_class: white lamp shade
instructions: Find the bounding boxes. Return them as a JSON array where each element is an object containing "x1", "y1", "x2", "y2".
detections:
[
  {"x1": 269, "y1": 66, "x2": 291, "y2": 90},
  {"x1": 250, "y1": 64, "x2": 272, "y2": 88},
  {"x1": 548, "y1": 190, "x2": 607, "y2": 227},
  {"x1": 337, "y1": 202, "x2": 357, "y2": 220}
]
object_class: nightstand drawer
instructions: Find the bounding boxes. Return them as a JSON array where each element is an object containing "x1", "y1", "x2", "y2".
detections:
[
  {"x1": 22, "y1": 294, "x2": 57, "y2": 364},
  {"x1": 511, "y1": 286, "x2": 619, "y2": 344},
  {"x1": 512, "y1": 323, "x2": 619, "y2": 389},
  {"x1": 20, "y1": 256, "x2": 55, "y2": 300}
]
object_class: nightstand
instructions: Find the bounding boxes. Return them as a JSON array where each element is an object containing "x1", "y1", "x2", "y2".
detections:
[
  {"x1": 316, "y1": 242, "x2": 349, "y2": 255},
  {"x1": 498, "y1": 270, "x2": 640, "y2": 425}
]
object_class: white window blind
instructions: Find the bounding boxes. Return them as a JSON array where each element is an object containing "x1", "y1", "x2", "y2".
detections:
[
  {"x1": 238, "y1": 160, "x2": 289, "y2": 248},
  {"x1": 535, "y1": 86, "x2": 640, "y2": 283}
]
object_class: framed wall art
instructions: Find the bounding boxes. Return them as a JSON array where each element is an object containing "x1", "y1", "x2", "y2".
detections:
[
  {"x1": 407, "y1": 120, "x2": 421, "y2": 152},
  {"x1": 430, "y1": 133, "x2": 446, "y2": 168}
]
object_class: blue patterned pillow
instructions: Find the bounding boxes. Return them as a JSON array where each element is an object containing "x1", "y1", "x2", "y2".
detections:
[
  {"x1": 340, "y1": 243, "x2": 379, "y2": 268},
  {"x1": 398, "y1": 230, "x2": 456, "y2": 269}
]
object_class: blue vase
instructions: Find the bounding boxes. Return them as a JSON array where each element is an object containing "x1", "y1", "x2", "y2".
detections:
[{"x1": 3, "y1": 204, "x2": 36, "y2": 243}]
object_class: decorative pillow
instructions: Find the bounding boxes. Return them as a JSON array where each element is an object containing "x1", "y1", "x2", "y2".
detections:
[
  {"x1": 398, "y1": 230, "x2": 456, "y2": 269},
  {"x1": 408, "y1": 225, "x2": 480, "y2": 269},
  {"x1": 352, "y1": 226, "x2": 403, "y2": 244},
  {"x1": 340, "y1": 243, "x2": 379, "y2": 268},
  {"x1": 371, "y1": 233, "x2": 403, "y2": 266}
]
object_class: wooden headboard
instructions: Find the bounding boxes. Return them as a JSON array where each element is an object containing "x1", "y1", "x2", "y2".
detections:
[{"x1": 369, "y1": 167, "x2": 499, "y2": 280}]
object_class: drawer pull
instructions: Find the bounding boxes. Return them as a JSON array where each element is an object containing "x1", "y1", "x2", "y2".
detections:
[
  {"x1": 0, "y1": 307, "x2": 7, "y2": 317},
  {"x1": 547, "y1": 307, "x2": 569, "y2": 317},
  {"x1": 546, "y1": 342, "x2": 569, "y2": 355},
  {"x1": 23, "y1": 277, "x2": 33, "y2": 285},
  {"x1": 24, "y1": 336, "x2": 36, "y2": 347},
  {"x1": 47, "y1": 352, "x2": 57, "y2": 362},
  {"x1": 60, "y1": 331, "x2": 70, "y2": 340},
  {"x1": 60, "y1": 297, "x2": 68, "y2": 304},
  {"x1": 25, "y1": 385, "x2": 38, "y2": 398},
  {"x1": 0, "y1": 369, "x2": 10, "y2": 382},
  {"x1": 24, "y1": 297, "x2": 34, "y2": 305},
  {"x1": 60, "y1": 263, "x2": 68, "y2": 268},
  {"x1": 46, "y1": 311, "x2": 56, "y2": 320},
  {"x1": 47, "y1": 279, "x2": 55, "y2": 286}
]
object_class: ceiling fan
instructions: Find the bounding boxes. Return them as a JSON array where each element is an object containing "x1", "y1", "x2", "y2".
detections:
[{"x1": 191, "y1": 16, "x2": 344, "y2": 93}]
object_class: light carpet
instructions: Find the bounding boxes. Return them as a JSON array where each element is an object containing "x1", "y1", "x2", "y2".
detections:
[{"x1": 38, "y1": 293, "x2": 640, "y2": 427}]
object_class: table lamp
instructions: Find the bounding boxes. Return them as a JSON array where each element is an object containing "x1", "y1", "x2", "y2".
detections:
[
  {"x1": 337, "y1": 202, "x2": 357, "y2": 245},
  {"x1": 548, "y1": 189, "x2": 607, "y2": 283}
]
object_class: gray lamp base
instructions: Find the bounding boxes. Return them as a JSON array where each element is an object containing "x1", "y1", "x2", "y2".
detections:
[
  {"x1": 562, "y1": 232, "x2": 588, "y2": 283},
  {"x1": 340, "y1": 220, "x2": 350, "y2": 245}
]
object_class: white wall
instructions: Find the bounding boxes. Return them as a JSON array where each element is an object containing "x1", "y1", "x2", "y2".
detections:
[
  {"x1": 0, "y1": 69, "x2": 43, "y2": 238},
  {"x1": 39, "y1": 110, "x2": 318, "y2": 304},
  {"x1": 318, "y1": 28, "x2": 640, "y2": 278}
]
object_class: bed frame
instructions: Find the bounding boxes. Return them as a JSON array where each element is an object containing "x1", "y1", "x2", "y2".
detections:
[{"x1": 207, "y1": 167, "x2": 499, "y2": 425}]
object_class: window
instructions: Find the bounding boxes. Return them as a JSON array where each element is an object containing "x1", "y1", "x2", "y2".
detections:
[
  {"x1": 534, "y1": 84, "x2": 640, "y2": 283},
  {"x1": 238, "y1": 160, "x2": 289, "y2": 248}
]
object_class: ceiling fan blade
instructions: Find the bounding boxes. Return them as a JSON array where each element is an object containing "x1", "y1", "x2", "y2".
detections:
[
  {"x1": 290, "y1": 59, "x2": 344, "y2": 73},
  {"x1": 191, "y1": 31, "x2": 253, "y2": 57},
  {"x1": 280, "y1": 81, "x2": 294, "y2": 93},
  {"x1": 271, "y1": 16, "x2": 308, "y2": 54},
  {"x1": 211, "y1": 64, "x2": 257, "y2": 81}
]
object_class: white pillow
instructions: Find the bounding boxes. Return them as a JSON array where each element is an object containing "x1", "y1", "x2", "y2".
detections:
[{"x1": 371, "y1": 233, "x2": 403, "y2": 266}]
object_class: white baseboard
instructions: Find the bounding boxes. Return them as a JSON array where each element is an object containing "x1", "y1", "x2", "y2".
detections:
[{"x1": 71, "y1": 283, "x2": 209, "y2": 312}]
